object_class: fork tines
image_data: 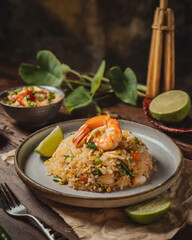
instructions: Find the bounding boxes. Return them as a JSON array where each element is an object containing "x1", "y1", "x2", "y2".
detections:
[{"x1": 1, "y1": 183, "x2": 20, "y2": 208}]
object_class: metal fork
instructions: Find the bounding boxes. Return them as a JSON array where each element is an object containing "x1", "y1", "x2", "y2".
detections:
[{"x1": 0, "y1": 183, "x2": 68, "y2": 240}]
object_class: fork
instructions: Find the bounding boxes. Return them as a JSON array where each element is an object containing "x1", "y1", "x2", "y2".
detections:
[{"x1": 0, "y1": 183, "x2": 69, "y2": 240}]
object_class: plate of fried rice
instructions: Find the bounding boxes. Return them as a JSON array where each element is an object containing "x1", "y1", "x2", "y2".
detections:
[{"x1": 15, "y1": 117, "x2": 183, "y2": 208}]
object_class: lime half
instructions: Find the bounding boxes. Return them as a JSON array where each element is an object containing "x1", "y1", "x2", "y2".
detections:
[
  {"x1": 149, "y1": 90, "x2": 191, "y2": 123},
  {"x1": 35, "y1": 126, "x2": 63, "y2": 157},
  {"x1": 125, "y1": 197, "x2": 171, "y2": 224}
]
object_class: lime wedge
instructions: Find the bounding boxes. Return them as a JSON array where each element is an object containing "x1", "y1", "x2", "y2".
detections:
[
  {"x1": 35, "y1": 126, "x2": 63, "y2": 157},
  {"x1": 125, "y1": 196, "x2": 171, "y2": 224},
  {"x1": 149, "y1": 90, "x2": 191, "y2": 123}
]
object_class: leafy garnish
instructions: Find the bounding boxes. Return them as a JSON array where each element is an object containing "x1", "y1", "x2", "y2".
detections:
[
  {"x1": 87, "y1": 142, "x2": 98, "y2": 150},
  {"x1": 129, "y1": 157, "x2": 133, "y2": 163},
  {"x1": 135, "y1": 137, "x2": 140, "y2": 145},
  {"x1": 93, "y1": 168, "x2": 102, "y2": 176},
  {"x1": 120, "y1": 161, "x2": 134, "y2": 178},
  {"x1": 48, "y1": 91, "x2": 55, "y2": 103}
]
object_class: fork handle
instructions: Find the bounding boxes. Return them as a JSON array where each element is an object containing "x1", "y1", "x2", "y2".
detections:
[{"x1": 24, "y1": 214, "x2": 69, "y2": 240}]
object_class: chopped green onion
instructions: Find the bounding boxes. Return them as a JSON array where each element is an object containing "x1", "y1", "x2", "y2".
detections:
[
  {"x1": 120, "y1": 161, "x2": 134, "y2": 178},
  {"x1": 53, "y1": 176, "x2": 63, "y2": 183},
  {"x1": 94, "y1": 157, "x2": 101, "y2": 165},
  {"x1": 28, "y1": 100, "x2": 35, "y2": 107},
  {"x1": 135, "y1": 137, "x2": 140, "y2": 145},
  {"x1": 120, "y1": 169, "x2": 126, "y2": 176},
  {"x1": 129, "y1": 157, "x2": 133, "y2": 163},
  {"x1": 48, "y1": 91, "x2": 55, "y2": 103},
  {"x1": 87, "y1": 142, "x2": 98, "y2": 150},
  {"x1": 64, "y1": 152, "x2": 74, "y2": 159},
  {"x1": 26, "y1": 95, "x2": 30, "y2": 101},
  {"x1": 93, "y1": 168, "x2": 102, "y2": 176}
]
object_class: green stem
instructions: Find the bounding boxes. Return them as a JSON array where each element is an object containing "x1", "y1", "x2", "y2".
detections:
[
  {"x1": 62, "y1": 77, "x2": 74, "y2": 91},
  {"x1": 80, "y1": 74, "x2": 92, "y2": 82},
  {"x1": 93, "y1": 93, "x2": 114, "y2": 102},
  {"x1": 137, "y1": 84, "x2": 147, "y2": 92},
  {"x1": 65, "y1": 79, "x2": 91, "y2": 87},
  {"x1": 81, "y1": 74, "x2": 109, "y2": 83},
  {"x1": 137, "y1": 91, "x2": 146, "y2": 97},
  {"x1": 69, "y1": 69, "x2": 81, "y2": 77}
]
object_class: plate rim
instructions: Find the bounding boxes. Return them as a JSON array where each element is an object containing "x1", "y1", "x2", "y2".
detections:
[{"x1": 15, "y1": 119, "x2": 183, "y2": 202}]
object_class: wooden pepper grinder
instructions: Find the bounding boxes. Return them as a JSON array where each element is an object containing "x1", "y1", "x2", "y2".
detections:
[{"x1": 146, "y1": 0, "x2": 175, "y2": 98}]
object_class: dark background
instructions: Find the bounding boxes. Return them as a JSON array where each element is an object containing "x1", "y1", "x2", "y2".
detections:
[{"x1": 0, "y1": 0, "x2": 192, "y2": 95}]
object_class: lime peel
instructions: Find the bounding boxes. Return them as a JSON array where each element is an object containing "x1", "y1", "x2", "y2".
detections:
[
  {"x1": 149, "y1": 90, "x2": 191, "y2": 123},
  {"x1": 35, "y1": 125, "x2": 63, "y2": 157},
  {"x1": 125, "y1": 196, "x2": 171, "y2": 224}
]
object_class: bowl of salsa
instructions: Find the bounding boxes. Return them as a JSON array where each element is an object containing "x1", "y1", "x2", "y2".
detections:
[{"x1": 0, "y1": 86, "x2": 65, "y2": 127}]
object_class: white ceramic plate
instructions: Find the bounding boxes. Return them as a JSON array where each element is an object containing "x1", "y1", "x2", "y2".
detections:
[{"x1": 15, "y1": 119, "x2": 183, "y2": 208}]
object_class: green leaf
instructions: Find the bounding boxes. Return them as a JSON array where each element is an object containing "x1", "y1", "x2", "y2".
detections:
[
  {"x1": 19, "y1": 64, "x2": 63, "y2": 87},
  {"x1": 91, "y1": 60, "x2": 106, "y2": 95},
  {"x1": 107, "y1": 66, "x2": 138, "y2": 106},
  {"x1": 37, "y1": 50, "x2": 63, "y2": 79},
  {"x1": 65, "y1": 86, "x2": 92, "y2": 112},
  {"x1": 61, "y1": 64, "x2": 71, "y2": 74},
  {"x1": 19, "y1": 50, "x2": 65, "y2": 88}
]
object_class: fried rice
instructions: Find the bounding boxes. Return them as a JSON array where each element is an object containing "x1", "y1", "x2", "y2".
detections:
[{"x1": 44, "y1": 129, "x2": 153, "y2": 193}]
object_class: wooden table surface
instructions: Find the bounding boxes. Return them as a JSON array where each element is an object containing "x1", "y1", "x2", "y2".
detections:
[{"x1": 0, "y1": 59, "x2": 192, "y2": 239}]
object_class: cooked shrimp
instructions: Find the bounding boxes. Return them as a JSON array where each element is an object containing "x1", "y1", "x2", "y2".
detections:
[{"x1": 72, "y1": 115, "x2": 122, "y2": 151}]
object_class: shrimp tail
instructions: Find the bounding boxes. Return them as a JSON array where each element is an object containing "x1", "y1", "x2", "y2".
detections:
[{"x1": 72, "y1": 124, "x2": 91, "y2": 146}]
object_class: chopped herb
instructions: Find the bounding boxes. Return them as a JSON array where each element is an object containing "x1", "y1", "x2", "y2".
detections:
[
  {"x1": 28, "y1": 100, "x2": 35, "y2": 107},
  {"x1": 94, "y1": 157, "x2": 101, "y2": 165},
  {"x1": 53, "y1": 176, "x2": 63, "y2": 183},
  {"x1": 87, "y1": 142, "x2": 98, "y2": 150},
  {"x1": 120, "y1": 169, "x2": 126, "y2": 176},
  {"x1": 13, "y1": 90, "x2": 19, "y2": 95},
  {"x1": 25, "y1": 86, "x2": 34, "y2": 92},
  {"x1": 48, "y1": 91, "x2": 55, "y2": 103},
  {"x1": 26, "y1": 95, "x2": 30, "y2": 101},
  {"x1": 35, "y1": 93, "x2": 46, "y2": 100},
  {"x1": 135, "y1": 136, "x2": 144, "y2": 146},
  {"x1": 64, "y1": 152, "x2": 74, "y2": 159},
  {"x1": 129, "y1": 157, "x2": 133, "y2": 163},
  {"x1": 120, "y1": 161, "x2": 134, "y2": 178},
  {"x1": 93, "y1": 168, "x2": 102, "y2": 176},
  {"x1": 135, "y1": 137, "x2": 140, "y2": 145}
]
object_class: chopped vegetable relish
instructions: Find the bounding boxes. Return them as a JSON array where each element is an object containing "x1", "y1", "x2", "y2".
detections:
[{"x1": 3, "y1": 86, "x2": 61, "y2": 107}]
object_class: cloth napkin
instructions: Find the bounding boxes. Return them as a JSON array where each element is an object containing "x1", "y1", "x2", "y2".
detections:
[{"x1": 1, "y1": 150, "x2": 192, "y2": 240}]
